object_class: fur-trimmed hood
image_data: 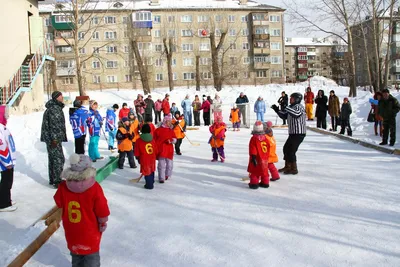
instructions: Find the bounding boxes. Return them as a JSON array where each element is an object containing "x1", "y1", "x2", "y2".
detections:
[{"x1": 62, "y1": 166, "x2": 97, "y2": 181}]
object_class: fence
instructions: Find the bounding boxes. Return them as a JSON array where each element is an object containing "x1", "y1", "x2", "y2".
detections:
[{"x1": 210, "y1": 103, "x2": 251, "y2": 128}]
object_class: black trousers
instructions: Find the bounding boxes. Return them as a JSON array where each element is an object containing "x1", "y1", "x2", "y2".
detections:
[
  {"x1": 280, "y1": 106, "x2": 287, "y2": 125},
  {"x1": 75, "y1": 135, "x2": 86, "y2": 154},
  {"x1": 0, "y1": 168, "x2": 14, "y2": 209},
  {"x1": 144, "y1": 113, "x2": 153, "y2": 123},
  {"x1": 118, "y1": 150, "x2": 136, "y2": 169},
  {"x1": 316, "y1": 117, "x2": 327, "y2": 129},
  {"x1": 193, "y1": 111, "x2": 200, "y2": 126},
  {"x1": 203, "y1": 111, "x2": 210, "y2": 126},
  {"x1": 175, "y1": 138, "x2": 183, "y2": 154},
  {"x1": 339, "y1": 119, "x2": 352, "y2": 136},
  {"x1": 382, "y1": 118, "x2": 396, "y2": 144},
  {"x1": 283, "y1": 134, "x2": 305, "y2": 163},
  {"x1": 331, "y1": 116, "x2": 339, "y2": 131},
  {"x1": 155, "y1": 111, "x2": 162, "y2": 124}
]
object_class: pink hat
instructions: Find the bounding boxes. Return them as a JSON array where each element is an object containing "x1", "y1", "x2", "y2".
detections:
[
  {"x1": 253, "y1": 121, "x2": 264, "y2": 133},
  {"x1": 215, "y1": 115, "x2": 223, "y2": 122},
  {"x1": 0, "y1": 105, "x2": 9, "y2": 125},
  {"x1": 266, "y1": 121, "x2": 273, "y2": 128},
  {"x1": 162, "y1": 113, "x2": 173, "y2": 128}
]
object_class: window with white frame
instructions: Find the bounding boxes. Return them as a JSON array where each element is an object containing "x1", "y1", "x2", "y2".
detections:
[
  {"x1": 92, "y1": 32, "x2": 99, "y2": 40},
  {"x1": 181, "y1": 15, "x2": 192, "y2": 22},
  {"x1": 138, "y1": 43, "x2": 151, "y2": 50},
  {"x1": 106, "y1": 61, "x2": 118, "y2": 69},
  {"x1": 396, "y1": 74, "x2": 400, "y2": 81},
  {"x1": 172, "y1": 58, "x2": 177, "y2": 66},
  {"x1": 229, "y1": 29, "x2": 236, "y2": 36},
  {"x1": 298, "y1": 55, "x2": 307, "y2": 60},
  {"x1": 125, "y1": 75, "x2": 132, "y2": 82},
  {"x1": 78, "y1": 32, "x2": 85, "y2": 40},
  {"x1": 155, "y1": 58, "x2": 163, "y2": 67},
  {"x1": 105, "y1": 31, "x2": 117, "y2": 39},
  {"x1": 396, "y1": 59, "x2": 400, "y2": 67},
  {"x1": 124, "y1": 60, "x2": 129, "y2": 68},
  {"x1": 201, "y1": 72, "x2": 212, "y2": 79},
  {"x1": 271, "y1": 42, "x2": 281, "y2": 50},
  {"x1": 271, "y1": 70, "x2": 282, "y2": 77},
  {"x1": 182, "y1": 43, "x2": 194, "y2": 51},
  {"x1": 92, "y1": 17, "x2": 99, "y2": 25},
  {"x1": 255, "y1": 27, "x2": 269, "y2": 34},
  {"x1": 183, "y1": 72, "x2": 195, "y2": 80},
  {"x1": 243, "y1": 57, "x2": 250, "y2": 64},
  {"x1": 242, "y1": 42, "x2": 249, "y2": 50},
  {"x1": 173, "y1": 73, "x2": 178, "y2": 80},
  {"x1": 135, "y1": 12, "x2": 151, "y2": 21},
  {"x1": 242, "y1": 29, "x2": 249, "y2": 36},
  {"x1": 254, "y1": 56, "x2": 270, "y2": 63},
  {"x1": 92, "y1": 61, "x2": 100, "y2": 69},
  {"x1": 106, "y1": 46, "x2": 118, "y2": 53},
  {"x1": 215, "y1": 29, "x2": 222, "y2": 36},
  {"x1": 155, "y1": 44, "x2": 163, "y2": 52},
  {"x1": 81, "y1": 62, "x2": 86, "y2": 69},
  {"x1": 271, "y1": 56, "x2": 281, "y2": 64},
  {"x1": 62, "y1": 77, "x2": 74, "y2": 85},
  {"x1": 54, "y1": 15, "x2": 72, "y2": 23},
  {"x1": 156, "y1": 73, "x2": 163, "y2": 81},
  {"x1": 199, "y1": 43, "x2": 210, "y2": 51},
  {"x1": 229, "y1": 57, "x2": 238, "y2": 65},
  {"x1": 154, "y1": 29, "x2": 161, "y2": 38},
  {"x1": 78, "y1": 17, "x2": 84, "y2": 25},
  {"x1": 93, "y1": 75, "x2": 101, "y2": 83},
  {"x1": 59, "y1": 31, "x2": 73, "y2": 38},
  {"x1": 298, "y1": 47, "x2": 307, "y2": 52},
  {"x1": 45, "y1": 33, "x2": 53, "y2": 40},
  {"x1": 44, "y1": 18, "x2": 50, "y2": 26},
  {"x1": 122, "y1": 16, "x2": 129, "y2": 24},
  {"x1": 57, "y1": 60, "x2": 74, "y2": 68},
  {"x1": 104, "y1": 16, "x2": 116, "y2": 24},
  {"x1": 241, "y1": 15, "x2": 248, "y2": 22},
  {"x1": 269, "y1": 15, "x2": 281, "y2": 22},
  {"x1": 229, "y1": 42, "x2": 237, "y2": 50},
  {"x1": 200, "y1": 57, "x2": 211, "y2": 65},
  {"x1": 215, "y1": 15, "x2": 222, "y2": 22},
  {"x1": 183, "y1": 58, "x2": 194, "y2": 66},
  {"x1": 270, "y1": 29, "x2": 281, "y2": 36},
  {"x1": 79, "y1": 47, "x2": 86, "y2": 54},
  {"x1": 93, "y1": 47, "x2": 100, "y2": 54},
  {"x1": 256, "y1": 70, "x2": 268, "y2": 78},
  {"x1": 181, "y1": 30, "x2": 193, "y2": 37},
  {"x1": 228, "y1": 15, "x2": 235, "y2": 22},
  {"x1": 107, "y1": 75, "x2": 117, "y2": 83},
  {"x1": 154, "y1": 15, "x2": 161, "y2": 23},
  {"x1": 198, "y1": 15, "x2": 209, "y2": 22}
]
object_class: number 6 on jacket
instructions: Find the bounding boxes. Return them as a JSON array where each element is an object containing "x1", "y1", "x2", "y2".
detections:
[{"x1": 68, "y1": 201, "x2": 81, "y2": 223}]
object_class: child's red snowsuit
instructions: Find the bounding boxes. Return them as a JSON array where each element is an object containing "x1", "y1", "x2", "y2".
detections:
[
  {"x1": 247, "y1": 134, "x2": 270, "y2": 186},
  {"x1": 154, "y1": 127, "x2": 176, "y2": 160},
  {"x1": 134, "y1": 137, "x2": 157, "y2": 176}
]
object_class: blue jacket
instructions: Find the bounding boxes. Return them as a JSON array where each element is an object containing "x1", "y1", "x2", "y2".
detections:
[
  {"x1": 87, "y1": 108, "x2": 103, "y2": 137},
  {"x1": 105, "y1": 108, "x2": 117, "y2": 132},
  {"x1": 69, "y1": 107, "x2": 89, "y2": 138},
  {"x1": 171, "y1": 106, "x2": 179, "y2": 115},
  {"x1": 254, "y1": 100, "x2": 266, "y2": 113},
  {"x1": 181, "y1": 99, "x2": 192, "y2": 113}
]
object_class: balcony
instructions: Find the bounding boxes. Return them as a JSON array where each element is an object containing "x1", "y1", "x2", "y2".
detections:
[
  {"x1": 307, "y1": 51, "x2": 316, "y2": 56},
  {"x1": 133, "y1": 21, "x2": 152, "y2": 29},
  {"x1": 252, "y1": 34, "x2": 270, "y2": 40},
  {"x1": 297, "y1": 75, "x2": 308, "y2": 80},
  {"x1": 56, "y1": 68, "x2": 76, "y2": 76},
  {"x1": 253, "y1": 47, "x2": 270, "y2": 54},
  {"x1": 54, "y1": 37, "x2": 74, "y2": 46},
  {"x1": 391, "y1": 66, "x2": 400, "y2": 73},
  {"x1": 51, "y1": 15, "x2": 75, "y2": 31}
]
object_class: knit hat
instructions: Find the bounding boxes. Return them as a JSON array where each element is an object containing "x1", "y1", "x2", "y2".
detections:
[
  {"x1": 73, "y1": 99, "x2": 82, "y2": 108},
  {"x1": 89, "y1": 100, "x2": 97, "y2": 107},
  {"x1": 165, "y1": 93, "x2": 170, "y2": 97},
  {"x1": 52, "y1": 91, "x2": 62, "y2": 100},
  {"x1": 141, "y1": 124, "x2": 151, "y2": 134},
  {"x1": 253, "y1": 121, "x2": 264, "y2": 134},
  {"x1": 62, "y1": 154, "x2": 96, "y2": 181},
  {"x1": 0, "y1": 105, "x2": 9, "y2": 126},
  {"x1": 215, "y1": 115, "x2": 223, "y2": 122},
  {"x1": 162, "y1": 113, "x2": 172, "y2": 127},
  {"x1": 112, "y1": 104, "x2": 119, "y2": 109},
  {"x1": 266, "y1": 121, "x2": 273, "y2": 128},
  {"x1": 122, "y1": 117, "x2": 129, "y2": 123}
]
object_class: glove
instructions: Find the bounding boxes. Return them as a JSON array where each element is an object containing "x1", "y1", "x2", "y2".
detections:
[
  {"x1": 174, "y1": 121, "x2": 179, "y2": 126},
  {"x1": 51, "y1": 140, "x2": 58, "y2": 148},
  {"x1": 271, "y1": 104, "x2": 279, "y2": 113},
  {"x1": 251, "y1": 155, "x2": 257, "y2": 166}
]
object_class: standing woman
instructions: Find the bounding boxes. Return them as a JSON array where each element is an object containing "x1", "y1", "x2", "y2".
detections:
[
  {"x1": 328, "y1": 90, "x2": 340, "y2": 131},
  {"x1": 315, "y1": 90, "x2": 328, "y2": 129},
  {"x1": 192, "y1": 95, "x2": 202, "y2": 126},
  {"x1": 201, "y1": 95, "x2": 211, "y2": 126},
  {"x1": 278, "y1": 91, "x2": 288, "y2": 125},
  {"x1": 254, "y1": 96, "x2": 266, "y2": 122},
  {"x1": 371, "y1": 91, "x2": 383, "y2": 136}
]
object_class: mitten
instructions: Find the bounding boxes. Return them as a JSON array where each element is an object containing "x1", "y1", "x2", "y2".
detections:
[
  {"x1": 251, "y1": 155, "x2": 257, "y2": 166},
  {"x1": 98, "y1": 217, "x2": 108, "y2": 232}
]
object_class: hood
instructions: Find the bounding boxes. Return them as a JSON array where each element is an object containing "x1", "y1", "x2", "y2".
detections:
[
  {"x1": 45, "y1": 99, "x2": 65, "y2": 109},
  {"x1": 318, "y1": 90, "x2": 325, "y2": 97},
  {"x1": 140, "y1": 133, "x2": 153, "y2": 142},
  {"x1": 62, "y1": 166, "x2": 97, "y2": 182},
  {"x1": 66, "y1": 177, "x2": 96, "y2": 193}
]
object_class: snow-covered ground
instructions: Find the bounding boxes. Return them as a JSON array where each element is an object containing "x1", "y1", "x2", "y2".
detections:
[{"x1": 1, "y1": 78, "x2": 400, "y2": 266}]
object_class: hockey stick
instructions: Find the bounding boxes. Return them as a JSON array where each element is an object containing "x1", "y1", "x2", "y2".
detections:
[
  {"x1": 178, "y1": 124, "x2": 200, "y2": 146},
  {"x1": 212, "y1": 135, "x2": 225, "y2": 161},
  {"x1": 241, "y1": 173, "x2": 250, "y2": 181},
  {"x1": 129, "y1": 174, "x2": 143, "y2": 183},
  {"x1": 101, "y1": 128, "x2": 108, "y2": 142}
]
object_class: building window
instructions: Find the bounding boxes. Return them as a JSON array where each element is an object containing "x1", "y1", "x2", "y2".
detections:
[
  {"x1": 270, "y1": 29, "x2": 281, "y2": 36},
  {"x1": 124, "y1": 46, "x2": 129, "y2": 53},
  {"x1": 228, "y1": 15, "x2": 235, "y2": 22},
  {"x1": 298, "y1": 47, "x2": 307, "y2": 52},
  {"x1": 231, "y1": 71, "x2": 238, "y2": 79},
  {"x1": 155, "y1": 58, "x2": 164, "y2": 67},
  {"x1": 215, "y1": 15, "x2": 222, "y2": 22},
  {"x1": 62, "y1": 77, "x2": 74, "y2": 85},
  {"x1": 107, "y1": 75, "x2": 118, "y2": 83},
  {"x1": 168, "y1": 30, "x2": 176, "y2": 37},
  {"x1": 79, "y1": 47, "x2": 86, "y2": 54},
  {"x1": 93, "y1": 75, "x2": 101, "y2": 83},
  {"x1": 396, "y1": 59, "x2": 400, "y2": 67},
  {"x1": 106, "y1": 61, "x2": 118, "y2": 69},
  {"x1": 122, "y1": 16, "x2": 129, "y2": 24},
  {"x1": 45, "y1": 33, "x2": 53, "y2": 40},
  {"x1": 105, "y1": 31, "x2": 117, "y2": 40},
  {"x1": 173, "y1": 73, "x2": 178, "y2": 80},
  {"x1": 269, "y1": 15, "x2": 281, "y2": 22},
  {"x1": 92, "y1": 32, "x2": 99, "y2": 40},
  {"x1": 92, "y1": 61, "x2": 100, "y2": 69},
  {"x1": 82, "y1": 62, "x2": 86, "y2": 69},
  {"x1": 242, "y1": 42, "x2": 249, "y2": 50},
  {"x1": 271, "y1": 56, "x2": 281, "y2": 64},
  {"x1": 201, "y1": 72, "x2": 212, "y2": 79},
  {"x1": 124, "y1": 60, "x2": 129, "y2": 68},
  {"x1": 138, "y1": 43, "x2": 151, "y2": 50},
  {"x1": 229, "y1": 42, "x2": 237, "y2": 50},
  {"x1": 396, "y1": 74, "x2": 400, "y2": 81},
  {"x1": 155, "y1": 44, "x2": 163, "y2": 52},
  {"x1": 93, "y1": 47, "x2": 100, "y2": 54},
  {"x1": 154, "y1": 29, "x2": 161, "y2": 38},
  {"x1": 198, "y1": 15, "x2": 209, "y2": 22},
  {"x1": 199, "y1": 43, "x2": 210, "y2": 51},
  {"x1": 229, "y1": 57, "x2": 238, "y2": 65},
  {"x1": 168, "y1": 16, "x2": 175, "y2": 23},
  {"x1": 256, "y1": 70, "x2": 268, "y2": 78},
  {"x1": 78, "y1": 32, "x2": 85, "y2": 40},
  {"x1": 181, "y1": 15, "x2": 193, "y2": 23},
  {"x1": 78, "y1": 17, "x2": 84, "y2": 25},
  {"x1": 254, "y1": 56, "x2": 270, "y2": 63},
  {"x1": 271, "y1": 42, "x2": 281, "y2": 50},
  {"x1": 241, "y1": 15, "x2": 248, "y2": 22},
  {"x1": 135, "y1": 12, "x2": 152, "y2": 21},
  {"x1": 125, "y1": 75, "x2": 132, "y2": 82},
  {"x1": 242, "y1": 29, "x2": 249, "y2": 36},
  {"x1": 181, "y1": 30, "x2": 193, "y2": 37},
  {"x1": 106, "y1": 46, "x2": 118, "y2": 53},
  {"x1": 104, "y1": 16, "x2": 116, "y2": 24},
  {"x1": 172, "y1": 58, "x2": 177, "y2": 66},
  {"x1": 183, "y1": 58, "x2": 194, "y2": 66},
  {"x1": 229, "y1": 29, "x2": 236, "y2": 36},
  {"x1": 271, "y1": 70, "x2": 282, "y2": 77},
  {"x1": 357, "y1": 76, "x2": 361, "y2": 83},
  {"x1": 182, "y1": 43, "x2": 194, "y2": 51},
  {"x1": 57, "y1": 60, "x2": 74, "y2": 68},
  {"x1": 243, "y1": 57, "x2": 250, "y2": 64},
  {"x1": 154, "y1": 15, "x2": 161, "y2": 23},
  {"x1": 44, "y1": 18, "x2": 50, "y2": 26},
  {"x1": 54, "y1": 15, "x2": 72, "y2": 23},
  {"x1": 243, "y1": 72, "x2": 249, "y2": 78},
  {"x1": 200, "y1": 57, "x2": 211, "y2": 65},
  {"x1": 183, "y1": 72, "x2": 195, "y2": 80},
  {"x1": 156, "y1": 73, "x2": 163, "y2": 81},
  {"x1": 215, "y1": 29, "x2": 221, "y2": 36}
]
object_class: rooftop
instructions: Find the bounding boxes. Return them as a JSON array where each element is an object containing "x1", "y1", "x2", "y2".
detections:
[{"x1": 285, "y1": 37, "x2": 337, "y2": 47}]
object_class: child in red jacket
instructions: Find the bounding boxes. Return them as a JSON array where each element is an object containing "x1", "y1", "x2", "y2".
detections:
[
  {"x1": 134, "y1": 124, "x2": 158, "y2": 189},
  {"x1": 248, "y1": 121, "x2": 270, "y2": 189},
  {"x1": 54, "y1": 154, "x2": 110, "y2": 266},
  {"x1": 209, "y1": 115, "x2": 226, "y2": 162},
  {"x1": 154, "y1": 114, "x2": 176, "y2": 183}
]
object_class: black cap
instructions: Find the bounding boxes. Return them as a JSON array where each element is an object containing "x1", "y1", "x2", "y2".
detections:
[
  {"x1": 174, "y1": 110, "x2": 181, "y2": 116},
  {"x1": 112, "y1": 104, "x2": 119, "y2": 109},
  {"x1": 290, "y1": 92, "x2": 303, "y2": 104},
  {"x1": 52, "y1": 91, "x2": 62, "y2": 100},
  {"x1": 122, "y1": 102, "x2": 128, "y2": 107},
  {"x1": 141, "y1": 124, "x2": 151, "y2": 134},
  {"x1": 73, "y1": 99, "x2": 82, "y2": 108}
]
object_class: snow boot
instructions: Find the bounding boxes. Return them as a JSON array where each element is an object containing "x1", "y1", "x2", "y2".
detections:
[
  {"x1": 379, "y1": 141, "x2": 388, "y2": 146},
  {"x1": 0, "y1": 206, "x2": 17, "y2": 212},
  {"x1": 159, "y1": 180, "x2": 165, "y2": 184},
  {"x1": 278, "y1": 161, "x2": 290, "y2": 173},
  {"x1": 211, "y1": 159, "x2": 218, "y2": 162},
  {"x1": 248, "y1": 183, "x2": 259, "y2": 189},
  {"x1": 284, "y1": 162, "x2": 298, "y2": 175},
  {"x1": 259, "y1": 183, "x2": 269, "y2": 188},
  {"x1": 165, "y1": 176, "x2": 169, "y2": 180},
  {"x1": 270, "y1": 177, "x2": 280, "y2": 182},
  {"x1": 374, "y1": 125, "x2": 378, "y2": 136}
]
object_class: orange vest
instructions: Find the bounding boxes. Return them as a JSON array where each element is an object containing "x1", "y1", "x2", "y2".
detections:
[
  {"x1": 230, "y1": 109, "x2": 240, "y2": 123},
  {"x1": 209, "y1": 124, "x2": 226, "y2": 148},
  {"x1": 172, "y1": 118, "x2": 186, "y2": 139},
  {"x1": 118, "y1": 126, "x2": 134, "y2": 152},
  {"x1": 130, "y1": 119, "x2": 140, "y2": 142},
  {"x1": 265, "y1": 134, "x2": 278, "y2": 163}
]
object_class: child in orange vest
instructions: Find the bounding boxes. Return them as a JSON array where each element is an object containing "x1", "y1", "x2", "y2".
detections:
[
  {"x1": 172, "y1": 110, "x2": 186, "y2": 155},
  {"x1": 264, "y1": 121, "x2": 280, "y2": 181},
  {"x1": 128, "y1": 111, "x2": 139, "y2": 168},
  {"x1": 229, "y1": 104, "x2": 242, "y2": 131},
  {"x1": 116, "y1": 117, "x2": 136, "y2": 169},
  {"x1": 209, "y1": 115, "x2": 226, "y2": 162},
  {"x1": 248, "y1": 121, "x2": 270, "y2": 189}
]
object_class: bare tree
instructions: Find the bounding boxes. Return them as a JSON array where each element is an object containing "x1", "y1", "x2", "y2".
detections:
[{"x1": 131, "y1": 40, "x2": 151, "y2": 94}]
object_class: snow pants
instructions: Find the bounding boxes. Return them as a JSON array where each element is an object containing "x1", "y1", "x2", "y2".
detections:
[
  {"x1": 268, "y1": 163, "x2": 280, "y2": 179},
  {"x1": 155, "y1": 111, "x2": 162, "y2": 124},
  {"x1": 71, "y1": 251, "x2": 100, "y2": 267},
  {"x1": 108, "y1": 129, "x2": 117, "y2": 149},
  {"x1": 88, "y1": 136, "x2": 101, "y2": 161},
  {"x1": 212, "y1": 147, "x2": 225, "y2": 160},
  {"x1": 203, "y1": 111, "x2": 210, "y2": 126},
  {"x1": 118, "y1": 150, "x2": 136, "y2": 169},
  {"x1": 382, "y1": 118, "x2": 396, "y2": 145},
  {"x1": 144, "y1": 172, "x2": 155, "y2": 189},
  {"x1": 158, "y1": 157, "x2": 173, "y2": 182},
  {"x1": 0, "y1": 168, "x2": 13, "y2": 209},
  {"x1": 184, "y1": 111, "x2": 192, "y2": 126},
  {"x1": 256, "y1": 112, "x2": 264, "y2": 122},
  {"x1": 74, "y1": 135, "x2": 86, "y2": 155},
  {"x1": 305, "y1": 103, "x2": 314, "y2": 120},
  {"x1": 46, "y1": 143, "x2": 65, "y2": 185},
  {"x1": 249, "y1": 173, "x2": 269, "y2": 186},
  {"x1": 193, "y1": 111, "x2": 201, "y2": 126},
  {"x1": 283, "y1": 134, "x2": 305, "y2": 163},
  {"x1": 233, "y1": 122, "x2": 241, "y2": 129},
  {"x1": 175, "y1": 138, "x2": 183, "y2": 154}
]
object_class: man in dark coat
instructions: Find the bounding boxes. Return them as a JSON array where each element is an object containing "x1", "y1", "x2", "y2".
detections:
[
  {"x1": 315, "y1": 90, "x2": 328, "y2": 129},
  {"x1": 378, "y1": 89, "x2": 400, "y2": 146},
  {"x1": 144, "y1": 95, "x2": 155, "y2": 123},
  {"x1": 40, "y1": 91, "x2": 67, "y2": 188},
  {"x1": 235, "y1": 92, "x2": 249, "y2": 126},
  {"x1": 278, "y1": 91, "x2": 288, "y2": 125}
]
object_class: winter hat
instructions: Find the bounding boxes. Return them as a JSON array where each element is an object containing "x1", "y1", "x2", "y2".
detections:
[
  {"x1": 73, "y1": 99, "x2": 82, "y2": 108},
  {"x1": 162, "y1": 113, "x2": 172, "y2": 127},
  {"x1": 62, "y1": 154, "x2": 96, "y2": 181},
  {"x1": 202, "y1": 94, "x2": 206, "y2": 99},
  {"x1": 215, "y1": 115, "x2": 223, "y2": 122},
  {"x1": 0, "y1": 105, "x2": 9, "y2": 126},
  {"x1": 128, "y1": 111, "x2": 136, "y2": 119},
  {"x1": 233, "y1": 104, "x2": 237, "y2": 109},
  {"x1": 266, "y1": 121, "x2": 273, "y2": 128},
  {"x1": 141, "y1": 124, "x2": 151, "y2": 134},
  {"x1": 122, "y1": 117, "x2": 129, "y2": 123},
  {"x1": 343, "y1": 97, "x2": 349, "y2": 102},
  {"x1": 330, "y1": 90, "x2": 335, "y2": 94},
  {"x1": 265, "y1": 128, "x2": 273, "y2": 136},
  {"x1": 165, "y1": 93, "x2": 170, "y2": 97},
  {"x1": 174, "y1": 110, "x2": 181, "y2": 116},
  {"x1": 89, "y1": 100, "x2": 98, "y2": 107},
  {"x1": 253, "y1": 121, "x2": 264, "y2": 134},
  {"x1": 52, "y1": 91, "x2": 62, "y2": 100},
  {"x1": 112, "y1": 104, "x2": 119, "y2": 109},
  {"x1": 290, "y1": 93, "x2": 303, "y2": 104},
  {"x1": 137, "y1": 94, "x2": 143, "y2": 99},
  {"x1": 122, "y1": 102, "x2": 128, "y2": 107}
]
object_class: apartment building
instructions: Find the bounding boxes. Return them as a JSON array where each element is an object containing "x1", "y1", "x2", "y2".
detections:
[
  {"x1": 284, "y1": 37, "x2": 334, "y2": 83},
  {"x1": 39, "y1": 0, "x2": 285, "y2": 91}
]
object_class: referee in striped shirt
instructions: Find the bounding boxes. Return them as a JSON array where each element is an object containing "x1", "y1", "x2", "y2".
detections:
[{"x1": 271, "y1": 93, "x2": 306, "y2": 175}]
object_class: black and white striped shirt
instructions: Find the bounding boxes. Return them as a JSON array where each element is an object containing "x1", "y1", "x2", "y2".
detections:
[{"x1": 285, "y1": 104, "x2": 307, "y2": 135}]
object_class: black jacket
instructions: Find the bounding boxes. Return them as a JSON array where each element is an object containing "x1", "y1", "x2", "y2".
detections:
[
  {"x1": 278, "y1": 95, "x2": 288, "y2": 110},
  {"x1": 144, "y1": 98, "x2": 155, "y2": 115},
  {"x1": 40, "y1": 99, "x2": 67, "y2": 144},
  {"x1": 236, "y1": 95, "x2": 249, "y2": 104},
  {"x1": 378, "y1": 95, "x2": 400, "y2": 120},
  {"x1": 340, "y1": 102, "x2": 352, "y2": 120},
  {"x1": 315, "y1": 91, "x2": 328, "y2": 118}
]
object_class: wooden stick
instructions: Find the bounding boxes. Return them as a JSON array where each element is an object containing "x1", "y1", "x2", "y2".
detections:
[
  {"x1": 45, "y1": 209, "x2": 62, "y2": 226},
  {"x1": 31, "y1": 205, "x2": 59, "y2": 227}
]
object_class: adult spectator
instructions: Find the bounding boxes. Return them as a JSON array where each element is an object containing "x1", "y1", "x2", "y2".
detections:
[
  {"x1": 236, "y1": 92, "x2": 249, "y2": 126},
  {"x1": 378, "y1": 88, "x2": 400, "y2": 146},
  {"x1": 371, "y1": 92, "x2": 383, "y2": 136},
  {"x1": 278, "y1": 91, "x2": 288, "y2": 125},
  {"x1": 271, "y1": 93, "x2": 306, "y2": 175},
  {"x1": 201, "y1": 95, "x2": 211, "y2": 126},
  {"x1": 254, "y1": 96, "x2": 266, "y2": 122},
  {"x1": 119, "y1": 103, "x2": 131, "y2": 120},
  {"x1": 192, "y1": 95, "x2": 202, "y2": 126},
  {"x1": 181, "y1": 94, "x2": 193, "y2": 126},
  {"x1": 134, "y1": 94, "x2": 146, "y2": 122},
  {"x1": 154, "y1": 99, "x2": 163, "y2": 124},
  {"x1": 328, "y1": 90, "x2": 340, "y2": 131},
  {"x1": 144, "y1": 95, "x2": 155, "y2": 123},
  {"x1": 315, "y1": 90, "x2": 328, "y2": 129},
  {"x1": 212, "y1": 94, "x2": 223, "y2": 121},
  {"x1": 162, "y1": 93, "x2": 171, "y2": 117},
  {"x1": 0, "y1": 105, "x2": 17, "y2": 212},
  {"x1": 69, "y1": 99, "x2": 89, "y2": 154},
  {"x1": 40, "y1": 91, "x2": 67, "y2": 188},
  {"x1": 304, "y1": 87, "x2": 315, "y2": 120}
]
